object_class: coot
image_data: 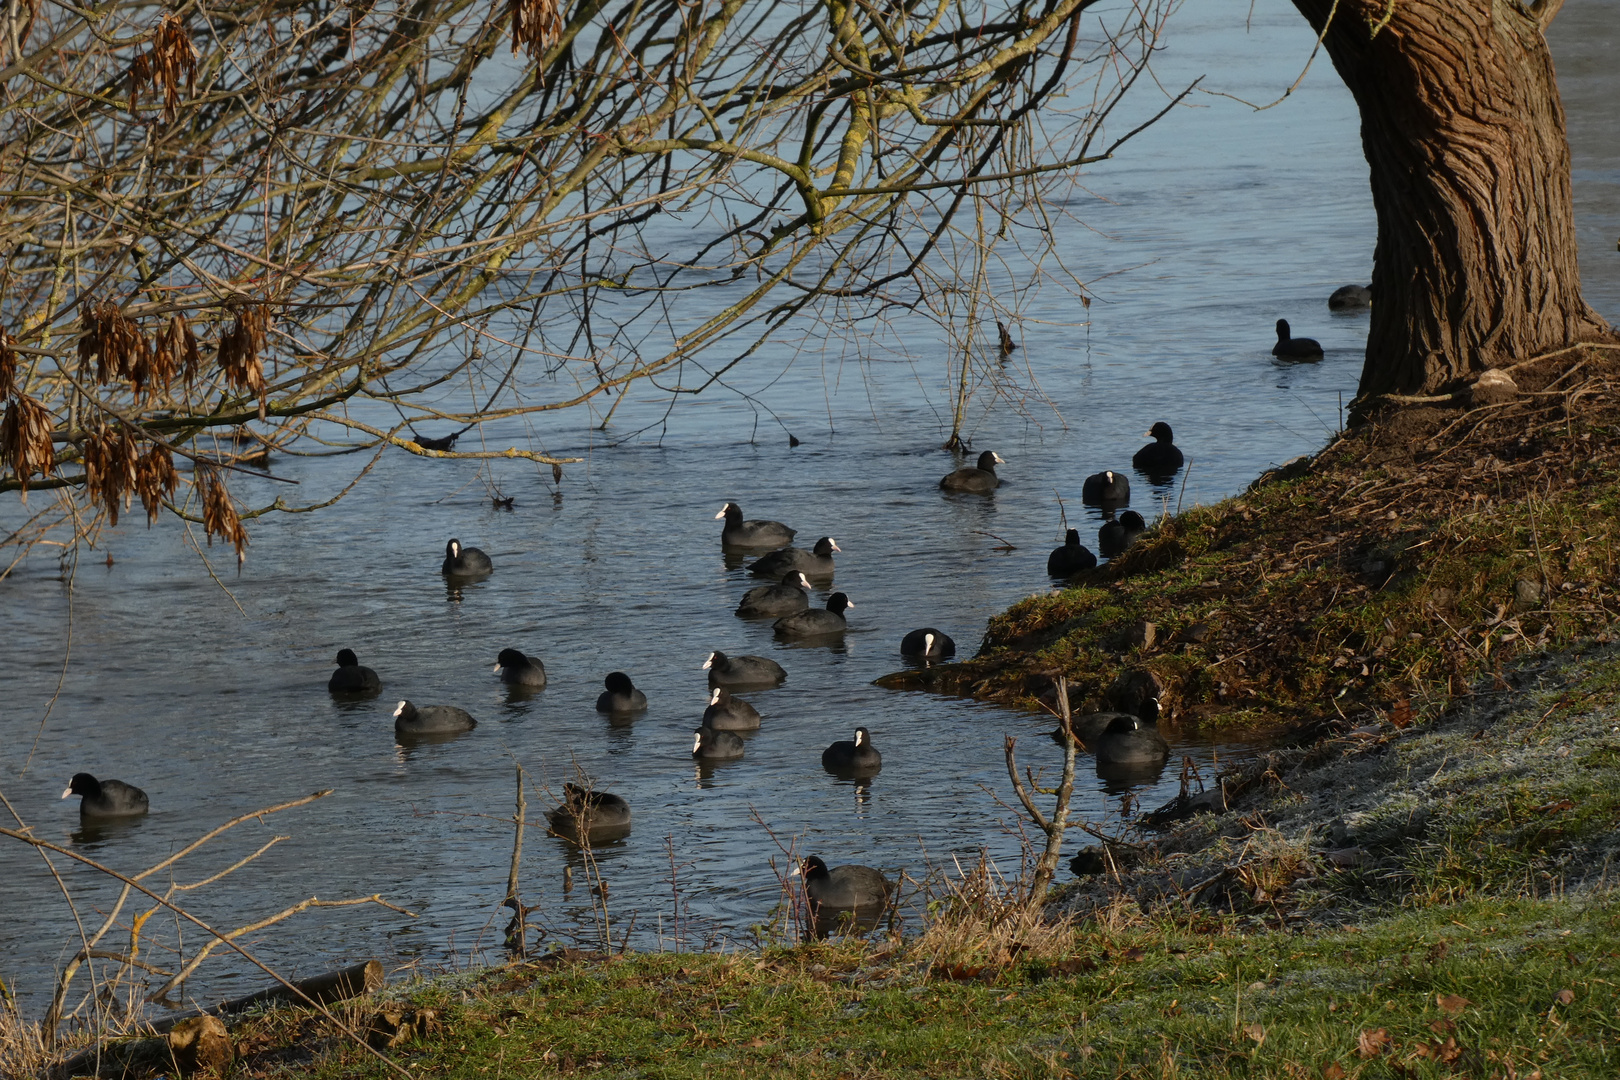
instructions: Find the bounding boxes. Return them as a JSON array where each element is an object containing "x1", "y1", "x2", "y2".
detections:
[
  {"x1": 822, "y1": 727, "x2": 881, "y2": 774},
  {"x1": 715, "y1": 502, "x2": 796, "y2": 550},
  {"x1": 394, "y1": 700, "x2": 476, "y2": 735},
  {"x1": 736, "y1": 572, "x2": 812, "y2": 618},
  {"x1": 1272, "y1": 319, "x2": 1324, "y2": 359},
  {"x1": 749, "y1": 537, "x2": 840, "y2": 580},
  {"x1": 703, "y1": 650, "x2": 787, "y2": 689},
  {"x1": 1131, "y1": 422, "x2": 1184, "y2": 474},
  {"x1": 595, "y1": 671, "x2": 647, "y2": 713},
  {"x1": 328, "y1": 648, "x2": 381, "y2": 694},
  {"x1": 546, "y1": 783, "x2": 631, "y2": 841},
  {"x1": 940, "y1": 450, "x2": 1005, "y2": 494},
  {"x1": 773, "y1": 592, "x2": 853, "y2": 639},
  {"x1": 61, "y1": 774, "x2": 149, "y2": 819},
  {"x1": 900, "y1": 627, "x2": 955, "y2": 659},
  {"x1": 794, "y1": 855, "x2": 893, "y2": 911},
  {"x1": 692, "y1": 726, "x2": 745, "y2": 760},
  {"x1": 1098, "y1": 510, "x2": 1147, "y2": 557},
  {"x1": 1093, "y1": 712, "x2": 1170, "y2": 766},
  {"x1": 493, "y1": 648, "x2": 547, "y2": 688},
  {"x1": 1081, "y1": 470, "x2": 1130, "y2": 506},
  {"x1": 703, "y1": 687, "x2": 762, "y2": 731},
  {"x1": 441, "y1": 538, "x2": 492, "y2": 576},
  {"x1": 1046, "y1": 529, "x2": 1097, "y2": 576},
  {"x1": 1328, "y1": 284, "x2": 1372, "y2": 310}
]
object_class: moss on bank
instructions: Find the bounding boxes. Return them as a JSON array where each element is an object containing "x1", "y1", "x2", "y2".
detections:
[{"x1": 880, "y1": 347, "x2": 1620, "y2": 739}]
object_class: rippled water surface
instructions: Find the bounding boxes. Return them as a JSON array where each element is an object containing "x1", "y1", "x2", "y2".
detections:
[{"x1": 4, "y1": 0, "x2": 1618, "y2": 1010}]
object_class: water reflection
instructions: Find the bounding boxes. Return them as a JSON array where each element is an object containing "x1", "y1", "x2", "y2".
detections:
[{"x1": 71, "y1": 816, "x2": 147, "y2": 847}]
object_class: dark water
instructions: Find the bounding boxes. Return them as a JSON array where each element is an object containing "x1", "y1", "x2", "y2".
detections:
[{"x1": 3, "y1": 1, "x2": 1617, "y2": 1013}]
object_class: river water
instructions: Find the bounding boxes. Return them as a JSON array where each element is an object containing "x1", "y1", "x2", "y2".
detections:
[{"x1": 4, "y1": 1, "x2": 1617, "y2": 1013}]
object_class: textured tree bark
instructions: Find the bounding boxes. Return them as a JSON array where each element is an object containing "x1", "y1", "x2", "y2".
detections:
[{"x1": 1291, "y1": 0, "x2": 1613, "y2": 403}]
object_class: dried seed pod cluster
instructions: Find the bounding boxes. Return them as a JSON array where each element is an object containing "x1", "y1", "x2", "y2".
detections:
[
  {"x1": 129, "y1": 14, "x2": 199, "y2": 120},
  {"x1": 0, "y1": 332, "x2": 18, "y2": 399},
  {"x1": 79, "y1": 302, "x2": 152, "y2": 390},
  {"x1": 0, "y1": 393, "x2": 55, "y2": 494},
  {"x1": 509, "y1": 0, "x2": 563, "y2": 60},
  {"x1": 82, "y1": 423, "x2": 141, "y2": 526},
  {"x1": 219, "y1": 307, "x2": 269, "y2": 419},
  {"x1": 198, "y1": 466, "x2": 249, "y2": 565}
]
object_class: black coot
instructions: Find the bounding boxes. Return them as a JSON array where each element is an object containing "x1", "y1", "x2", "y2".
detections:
[
  {"x1": 692, "y1": 726, "x2": 745, "y2": 760},
  {"x1": 394, "y1": 700, "x2": 476, "y2": 735},
  {"x1": 1046, "y1": 529, "x2": 1097, "y2": 576},
  {"x1": 773, "y1": 592, "x2": 853, "y2": 638},
  {"x1": 1093, "y1": 712, "x2": 1170, "y2": 766},
  {"x1": 749, "y1": 537, "x2": 840, "y2": 579},
  {"x1": 1329, "y1": 284, "x2": 1372, "y2": 310},
  {"x1": 703, "y1": 687, "x2": 762, "y2": 731},
  {"x1": 494, "y1": 648, "x2": 547, "y2": 688},
  {"x1": 795, "y1": 855, "x2": 893, "y2": 912},
  {"x1": 595, "y1": 671, "x2": 647, "y2": 713},
  {"x1": 328, "y1": 649, "x2": 381, "y2": 694},
  {"x1": 715, "y1": 502, "x2": 796, "y2": 550},
  {"x1": 1098, "y1": 510, "x2": 1147, "y2": 557},
  {"x1": 822, "y1": 727, "x2": 881, "y2": 774},
  {"x1": 546, "y1": 783, "x2": 631, "y2": 841},
  {"x1": 940, "y1": 450, "x2": 1004, "y2": 494},
  {"x1": 1131, "y1": 422, "x2": 1184, "y2": 474},
  {"x1": 1272, "y1": 319, "x2": 1324, "y2": 359},
  {"x1": 736, "y1": 572, "x2": 812, "y2": 618},
  {"x1": 703, "y1": 650, "x2": 787, "y2": 689},
  {"x1": 441, "y1": 538, "x2": 493, "y2": 576},
  {"x1": 899, "y1": 627, "x2": 955, "y2": 659},
  {"x1": 1082, "y1": 470, "x2": 1130, "y2": 506},
  {"x1": 62, "y1": 774, "x2": 149, "y2": 819}
]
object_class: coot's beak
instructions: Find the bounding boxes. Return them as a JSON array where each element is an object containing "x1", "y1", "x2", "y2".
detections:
[
  {"x1": 713, "y1": 507, "x2": 727, "y2": 519},
  {"x1": 60, "y1": 786, "x2": 72, "y2": 799},
  {"x1": 701, "y1": 655, "x2": 715, "y2": 670},
  {"x1": 492, "y1": 662, "x2": 502, "y2": 673},
  {"x1": 830, "y1": 540, "x2": 842, "y2": 552},
  {"x1": 844, "y1": 600, "x2": 855, "y2": 608},
  {"x1": 789, "y1": 864, "x2": 802, "y2": 878}
]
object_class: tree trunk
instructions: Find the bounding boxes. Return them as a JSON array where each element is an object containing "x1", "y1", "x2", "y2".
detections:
[{"x1": 1291, "y1": 0, "x2": 1613, "y2": 403}]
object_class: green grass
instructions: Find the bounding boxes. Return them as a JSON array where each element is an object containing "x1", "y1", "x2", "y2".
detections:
[{"x1": 225, "y1": 898, "x2": 1619, "y2": 1078}]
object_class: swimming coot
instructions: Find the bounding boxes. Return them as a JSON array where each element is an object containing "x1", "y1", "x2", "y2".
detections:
[
  {"x1": 822, "y1": 727, "x2": 881, "y2": 774},
  {"x1": 1131, "y1": 422, "x2": 1184, "y2": 474},
  {"x1": 1051, "y1": 697, "x2": 1164, "y2": 754},
  {"x1": 736, "y1": 572, "x2": 812, "y2": 618},
  {"x1": 62, "y1": 774, "x2": 149, "y2": 819},
  {"x1": 328, "y1": 648, "x2": 381, "y2": 694},
  {"x1": 1093, "y1": 711, "x2": 1170, "y2": 766},
  {"x1": 703, "y1": 687, "x2": 762, "y2": 730},
  {"x1": 595, "y1": 671, "x2": 647, "y2": 713},
  {"x1": 940, "y1": 450, "x2": 1004, "y2": 494},
  {"x1": 773, "y1": 592, "x2": 853, "y2": 639},
  {"x1": 1272, "y1": 319, "x2": 1324, "y2": 359},
  {"x1": 899, "y1": 627, "x2": 956, "y2": 659},
  {"x1": 546, "y1": 783, "x2": 631, "y2": 841},
  {"x1": 715, "y1": 502, "x2": 796, "y2": 550},
  {"x1": 1046, "y1": 529, "x2": 1097, "y2": 577},
  {"x1": 749, "y1": 537, "x2": 840, "y2": 580},
  {"x1": 1328, "y1": 284, "x2": 1372, "y2": 310},
  {"x1": 393, "y1": 700, "x2": 476, "y2": 735},
  {"x1": 703, "y1": 650, "x2": 787, "y2": 689},
  {"x1": 493, "y1": 648, "x2": 547, "y2": 688},
  {"x1": 1098, "y1": 510, "x2": 1147, "y2": 557},
  {"x1": 441, "y1": 538, "x2": 493, "y2": 576},
  {"x1": 1081, "y1": 470, "x2": 1130, "y2": 506},
  {"x1": 692, "y1": 726, "x2": 745, "y2": 760},
  {"x1": 794, "y1": 855, "x2": 894, "y2": 912}
]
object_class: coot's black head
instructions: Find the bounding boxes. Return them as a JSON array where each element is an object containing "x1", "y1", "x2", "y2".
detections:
[
  {"x1": 393, "y1": 700, "x2": 417, "y2": 721},
  {"x1": 1147, "y1": 421, "x2": 1174, "y2": 443},
  {"x1": 1275, "y1": 319, "x2": 1291, "y2": 340},
  {"x1": 1105, "y1": 714, "x2": 1142, "y2": 734},
  {"x1": 812, "y1": 536, "x2": 841, "y2": 556},
  {"x1": 853, "y1": 726, "x2": 872, "y2": 745},
  {"x1": 1065, "y1": 529, "x2": 1081, "y2": 546},
  {"x1": 497, "y1": 648, "x2": 528, "y2": 668},
  {"x1": 63, "y1": 773, "x2": 100, "y2": 798},
  {"x1": 1141, "y1": 696, "x2": 1161, "y2": 723},
  {"x1": 708, "y1": 686, "x2": 731, "y2": 706},
  {"x1": 445, "y1": 538, "x2": 461, "y2": 558},
  {"x1": 798, "y1": 855, "x2": 830, "y2": 880},
  {"x1": 604, "y1": 671, "x2": 635, "y2": 694},
  {"x1": 780, "y1": 572, "x2": 810, "y2": 587},
  {"x1": 715, "y1": 502, "x2": 742, "y2": 524},
  {"x1": 827, "y1": 592, "x2": 854, "y2": 614},
  {"x1": 976, "y1": 450, "x2": 1005, "y2": 471},
  {"x1": 702, "y1": 650, "x2": 728, "y2": 670},
  {"x1": 335, "y1": 648, "x2": 360, "y2": 667},
  {"x1": 1120, "y1": 511, "x2": 1146, "y2": 529}
]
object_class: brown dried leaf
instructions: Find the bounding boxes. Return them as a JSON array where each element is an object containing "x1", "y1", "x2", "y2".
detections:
[
  {"x1": 509, "y1": 0, "x2": 563, "y2": 60},
  {"x1": 0, "y1": 393, "x2": 57, "y2": 494},
  {"x1": 1243, "y1": 1022, "x2": 1266, "y2": 1045},
  {"x1": 1554, "y1": 988, "x2": 1574, "y2": 1006},
  {"x1": 1533, "y1": 799, "x2": 1575, "y2": 815},
  {"x1": 1320, "y1": 1063, "x2": 1346, "y2": 1080},
  {"x1": 1357, "y1": 1027, "x2": 1389, "y2": 1058},
  {"x1": 1436, "y1": 993, "x2": 1470, "y2": 1017}
]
